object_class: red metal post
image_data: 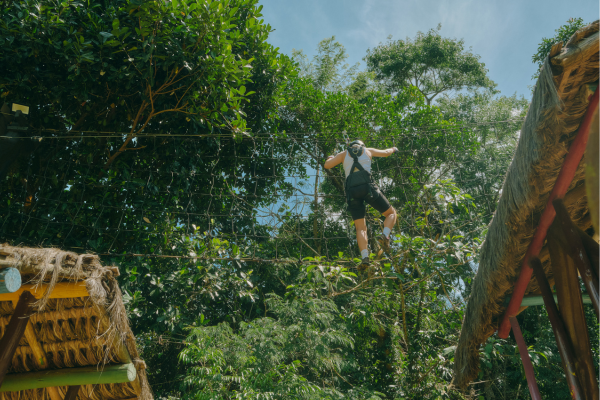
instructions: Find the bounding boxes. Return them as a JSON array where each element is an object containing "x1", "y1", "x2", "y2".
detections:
[
  {"x1": 509, "y1": 316, "x2": 542, "y2": 400},
  {"x1": 531, "y1": 256, "x2": 584, "y2": 400},
  {"x1": 498, "y1": 89, "x2": 599, "y2": 338}
]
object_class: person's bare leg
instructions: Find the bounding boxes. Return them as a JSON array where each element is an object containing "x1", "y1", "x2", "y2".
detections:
[
  {"x1": 379, "y1": 207, "x2": 397, "y2": 253},
  {"x1": 382, "y1": 206, "x2": 397, "y2": 234},
  {"x1": 354, "y1": 218, "x2": 368, "y2": 253}
]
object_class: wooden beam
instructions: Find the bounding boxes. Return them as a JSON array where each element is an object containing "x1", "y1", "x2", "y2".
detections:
[
  {"x1": 576, "y1": 226, "x2": 599, "y2": 281},
  {"x1": 0, "y1": 363, "x2": 136, "y2": 392},
  {"x1": 586, "y1": 106, "x2": 599, "y2": 235},
  {"x1": 553, "y1": 199, "x2": 600, "y2": 318},
  {"x1": 9, "y1": 300, "x2": 61, "y2": 400},
  {"x1": 11, "y1": 301, "x2": 48, "y2": 369},
  {"x1": 545, "y1": 186, "x2": 597, "y2": 276},
  {"x1": 111, "y1": 335, "x2": 142, "y2": 395},
  {"x1": 0, "y1": 281, "x2": 88, "y2": 303},
  {"x1": 64, "y1": 385, "x2": 81, "y2": 400},
  {"x1": 530, "y1": 256, "x2": 584, "y2": 400},
  {"x1": 0, "y1": 291, "x2": 36, "y2": 388},
  {"x1": 0, "y1": 268, "x2": 20, "y2": 294},
  {"x1": 548, "y1": 219, "x2": 599, "y2": 400},
  {"x1": 46, "y1": 386, "x2": 62, "y2": 400},
  {"x1": 509, "y1": 316, "x2": 541, "y2": 400}
]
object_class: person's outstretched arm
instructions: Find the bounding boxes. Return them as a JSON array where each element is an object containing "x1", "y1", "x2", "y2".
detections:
[
  {"x1": 367, "y1": 147, "x2": 398, "y2": 158},
  {"x1": 324, "y1": 151, "x2": 346, "y2": 169}
]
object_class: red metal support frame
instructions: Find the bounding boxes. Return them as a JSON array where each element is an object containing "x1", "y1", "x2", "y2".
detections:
[
  {"x1": 498, "y1": 89, "x2": 599, "y2": 338},
  {"x1": 509, "y1": 316, "x2": 542, "y2": 400}
]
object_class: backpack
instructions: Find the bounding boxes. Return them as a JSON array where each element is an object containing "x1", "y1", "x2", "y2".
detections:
[{"x1": 345, "y1": 141, "x2": 372, "y2": 189}]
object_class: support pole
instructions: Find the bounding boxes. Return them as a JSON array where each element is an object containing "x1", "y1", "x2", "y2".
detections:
[
  {"x1": 530, "y1": 256, "x2": 583, "y2": 400},
  {"x1": 509, "y1": 316, "x2": 541, "y2": 400},
  {"x1": 10, "y1": 299, "x2": 61, "y2": 400},
  {"x1": 498, "y1": 89, "x2": 599, "y2": 338},
  {"x1": 0, "y1": 291, "x2": 35, "y2": 388},
  {"x1": 0, "y1": 268, "x2": 21, "y2": 294},
  {"x1": 576, "y1": 226, "x2": 599, "y2": 281},
  {"x1": 64, "y1": 385, "x2": 81, "y2": 400},
  {"x1": 111, "y1": 334, "x2": 142, "y2": 396},
  {"x1": 548, "y1": 216, "x2": 599, "y2": 400},
  {"x1": 0, "y1": 281, "x2": 88, "y2": 303},
  {"x1": 553, "y1": 198, "x2": 600, "y2": 318},
  {"x1": 0, "y1": 363, "x2": 136, "y2": 392}
]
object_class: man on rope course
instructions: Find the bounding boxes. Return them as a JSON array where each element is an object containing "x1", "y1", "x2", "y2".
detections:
[{"x1": 324, "y1": 140, "x2": 398, "y2": 268}]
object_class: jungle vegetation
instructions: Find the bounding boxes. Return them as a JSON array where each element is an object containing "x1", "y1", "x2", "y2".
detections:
[{"x1": 0, "y1": 1, "x2": 596, "y2": 399}]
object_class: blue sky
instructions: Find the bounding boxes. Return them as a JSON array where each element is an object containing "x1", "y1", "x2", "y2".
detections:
[{"x1": 258, "y1": 0, "x2": 598, "y2": 99}]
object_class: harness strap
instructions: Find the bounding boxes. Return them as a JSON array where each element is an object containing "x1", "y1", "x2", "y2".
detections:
[{"x1": 347, "y1": 145, "x2": 366, "y2": 175}]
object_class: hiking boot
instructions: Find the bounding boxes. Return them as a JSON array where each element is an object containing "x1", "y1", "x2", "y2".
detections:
[
  {"x1": 378, "y1": 234, "x2": 391, "y2": 254},
  {"x1": 358, "y1": 256, "x2": 370, "y2": 271}
]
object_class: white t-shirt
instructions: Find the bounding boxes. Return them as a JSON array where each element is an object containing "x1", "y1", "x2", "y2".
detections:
[{"x1": 342, "y1": 149, "x2": 372, "y2": 178}]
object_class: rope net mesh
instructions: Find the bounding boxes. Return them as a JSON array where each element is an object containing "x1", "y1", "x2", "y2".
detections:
[{"x1": 0, "y1": 124, "x2": 517, "y2": 264}]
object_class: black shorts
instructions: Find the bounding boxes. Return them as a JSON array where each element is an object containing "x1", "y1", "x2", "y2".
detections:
[{"x1": 346, "y1": 183, "x2": 391, "y2": 220}]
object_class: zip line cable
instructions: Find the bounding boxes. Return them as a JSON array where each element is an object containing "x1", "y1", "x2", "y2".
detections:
[
  {"x1": 1, "y1": 127, "x2": 510, "y2": 263},
  {"x1": 0, "y1": 118, "x2": 525, "y2": 140}
]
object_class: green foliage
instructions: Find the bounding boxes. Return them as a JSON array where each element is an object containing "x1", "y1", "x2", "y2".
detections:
[
  {"x1": 293, "y1": 37, "x2": 359, "y2": 93},
  {"x1": 168, "y1": 177, "x2": 482, "y2": 399},
  {"x1": 365, "y1": 26, "x2": 495, "y2": 104},
  {"x1": 292, "y1": 37, "x2": 377, "y2": 101},
  {"x1": 436, "y1": 89, "x2": 528, "y2": 216},
  {"x1": 0, "y1": 2, "x2": 293, "y2": 395},
  {"x1": 0, "y1": 0, "x2": 294, "y2": 253},
  {"x1": 475, "y1": 302, "x2": 599, "y2": 399},
  {"x1": 0, "y1": 0, "x2": 294, "y2": 142},
  {"x1": 179, "y1": 296, "x2": 369, "y2": 399},
  {"x1": 178, "y1": 220, "x2": 476, "y2": 399}
]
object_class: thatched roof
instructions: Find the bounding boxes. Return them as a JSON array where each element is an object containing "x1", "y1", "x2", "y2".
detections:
[
  {"x1": 0, "y1": 244, "x2": 153, "y2": 399},
  {"x1": 454, "y1": 21, "x2": 599, "y2": 388}
]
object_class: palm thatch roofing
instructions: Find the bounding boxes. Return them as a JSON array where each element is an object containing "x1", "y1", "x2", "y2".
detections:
[
  {"x1": 0, "y1": 244, "x2": 153, "y2": 400},
  {"x1": 454, "y1": 21, "x2": 599, "y2": 388}
]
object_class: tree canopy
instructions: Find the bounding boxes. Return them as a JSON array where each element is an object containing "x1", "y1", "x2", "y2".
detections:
[
  {"x1": 0, "y1": 0, "x2": 294, "y2": 143},
  {"x1": 365, "y1": 26, "x2": 495, "y2": 104}
]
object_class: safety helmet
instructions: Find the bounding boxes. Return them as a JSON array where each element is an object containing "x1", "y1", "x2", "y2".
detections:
[
  {"x1": 348, "y1": 140, "x2": 364, "y2": 147},
  {"x1": 347, "y1": 140, "x2": 365, "y2": 157}
]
